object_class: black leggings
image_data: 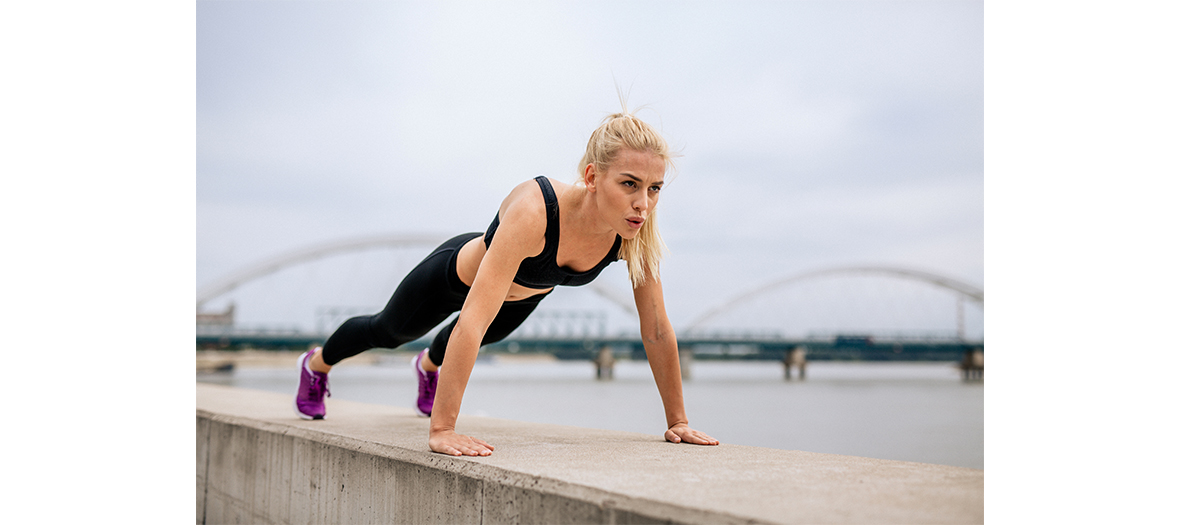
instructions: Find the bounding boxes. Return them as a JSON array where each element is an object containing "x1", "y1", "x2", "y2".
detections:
[{"x1": 320, "y1": 232, "x2": 549, "y2": 367}]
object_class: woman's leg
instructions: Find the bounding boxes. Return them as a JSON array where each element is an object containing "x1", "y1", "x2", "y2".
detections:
[
  {"x1": 425, "y1": 290, "x2": 550, "y2": 367},
  {"x1": 411, "y1": 291, "x2": 548, "y2": 417},
  {"x1": 319, "y1": 233, "x2": 478, "y2": 367},
  {"x1": 295, "y1": 233, "x2": 477, "y2": 419}
]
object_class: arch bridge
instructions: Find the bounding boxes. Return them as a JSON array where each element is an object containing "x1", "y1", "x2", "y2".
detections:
[
  {"x1": 683, "y1": 265, "x2": 983, "y2": 337},
  {"x1": 197, "y1": 233, "x2": 638, "y2": 315},
  {"x1": 197, "y1": 236, "x2": 982, "y2": 361}
]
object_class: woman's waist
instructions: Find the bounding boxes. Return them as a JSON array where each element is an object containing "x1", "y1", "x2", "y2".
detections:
[
  {"x1": 504, "y1": 284, "x2": 553, "y2": 302},
  {"x1": 453, "y1": 234, "x2": 553, "y2": 302}
]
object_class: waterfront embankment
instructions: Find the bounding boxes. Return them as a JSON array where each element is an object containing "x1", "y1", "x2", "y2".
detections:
[{"x1": 197, "y1": 383, "x2": 982, "y2": 524}]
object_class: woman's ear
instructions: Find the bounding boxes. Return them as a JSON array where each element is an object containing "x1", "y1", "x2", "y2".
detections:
[{"x1": 584, "y1": 163, "x2": 597, "y2": 193}]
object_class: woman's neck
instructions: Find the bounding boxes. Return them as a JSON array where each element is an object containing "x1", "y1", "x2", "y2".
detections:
[{"x1": 560, "y1": 184, "x2": 614, "y2": 239}]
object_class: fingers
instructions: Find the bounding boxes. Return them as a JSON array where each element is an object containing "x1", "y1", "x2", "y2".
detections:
[
  {"x1": 453, "y1": 437, "x2": 492, "y2": 456},
  {"x1": 471, "y1": 437, "x2": 495, "y2": 451},
  {"x1": 442, "y1": 446, "x2": 489, "y2": 457},
  {"x1": 430, "y1": 433, "x2": 494, "y2": 457},
  {"x1": 682, "y1": 431, "x2": 720, "y2": 446},
  {"x1": 665, "y1": 426, "x2": 720, "y2": 446},
  {"x1": 447, "y1": 445, "x2": 491, "y2": 456}
]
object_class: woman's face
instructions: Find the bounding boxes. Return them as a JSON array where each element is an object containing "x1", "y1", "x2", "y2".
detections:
[{"x1": 589, "y1": 148, "x2": 665, "y2": 239}]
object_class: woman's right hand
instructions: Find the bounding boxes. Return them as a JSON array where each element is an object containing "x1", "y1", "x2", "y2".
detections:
[{"x1": 429, "y1": 429, "x2": 495, "y2": 457}]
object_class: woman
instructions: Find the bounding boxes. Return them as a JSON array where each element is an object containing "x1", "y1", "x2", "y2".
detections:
[{"x1": 294, "y1": 111, "x2": 719, "y2": 456}]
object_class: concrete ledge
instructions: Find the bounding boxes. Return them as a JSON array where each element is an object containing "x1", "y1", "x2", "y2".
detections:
[{"x1": 197, "y1": 383, "x2": 982, "y2": 524}]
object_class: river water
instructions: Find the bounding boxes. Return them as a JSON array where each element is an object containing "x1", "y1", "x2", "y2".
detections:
[{"x1": 198, "y1": 357, "x2": 983, "y2": 470}]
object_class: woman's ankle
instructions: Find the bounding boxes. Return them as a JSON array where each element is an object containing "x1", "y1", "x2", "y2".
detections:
[
  {"x1": 420, "y1": 351, "x2": 440, "y2": 372},
  {"x1": 309, "y1": 348, "x2": 333, "y2": 374}
]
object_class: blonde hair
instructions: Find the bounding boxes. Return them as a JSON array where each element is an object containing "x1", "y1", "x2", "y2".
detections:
[{"x1": 577, "y1": 111, "x2": 677, "y2": 288}]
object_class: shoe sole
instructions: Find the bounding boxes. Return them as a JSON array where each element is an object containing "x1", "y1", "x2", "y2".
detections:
[
  {"x1": 294, "y1": 351, "x2": 324, "y2": 420},
  {"x1": 293, "y1": 398, "x2": 322, "y2": 420}
]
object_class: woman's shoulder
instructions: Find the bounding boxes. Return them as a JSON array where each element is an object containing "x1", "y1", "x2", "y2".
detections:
[
  {"x1": 493, "y1": 178, "x2": 549, "y2": 238},
  {"x1": 500, "y1": 178, "x2": 547, "y2": 214},
  {"x1": 544, "y1": 175, "x2": 573, "y2": 194}
]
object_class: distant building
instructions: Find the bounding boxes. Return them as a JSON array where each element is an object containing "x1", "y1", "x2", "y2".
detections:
[{"x1": 197, "y1": 303, "x2": 234, "y2": 327}]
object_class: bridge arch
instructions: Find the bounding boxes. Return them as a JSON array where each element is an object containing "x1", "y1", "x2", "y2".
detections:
[
  {"x1": 683, "y1": 266, "x2": 983, "y2": 333},
  {"x1": 197, "y1": 234, "x2": 638, "y2": 316}
]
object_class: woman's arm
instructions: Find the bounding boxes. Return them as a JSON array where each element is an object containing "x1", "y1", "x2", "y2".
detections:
[
  {"x1": 428, "y1": 186, "x2": 547, "y2": 457},
  {"x1": 632, "y1": 268, "x2": 720, "y2": 446}
]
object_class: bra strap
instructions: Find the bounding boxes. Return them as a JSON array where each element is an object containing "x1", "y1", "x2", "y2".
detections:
[{"x1": 533, "y1": 176, "x2": 560, "y2": 251}]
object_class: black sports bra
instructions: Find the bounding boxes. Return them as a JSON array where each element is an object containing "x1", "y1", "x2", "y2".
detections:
[{"x1": 483, "y1": 176, "x2": 622, "y2": 288}]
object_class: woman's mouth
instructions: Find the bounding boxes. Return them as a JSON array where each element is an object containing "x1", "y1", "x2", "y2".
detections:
[{"x1": 626, "y1": 217, "x2": 645, "y2": 229}]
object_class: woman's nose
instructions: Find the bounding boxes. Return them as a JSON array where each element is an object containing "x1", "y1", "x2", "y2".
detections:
[{"x1": 633, "y1": 195, "x2": 649, "y2": 211}]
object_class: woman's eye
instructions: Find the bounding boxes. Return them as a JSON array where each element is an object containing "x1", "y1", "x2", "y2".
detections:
[{"x1": 650, "y1": 186, "x2": 662, "y2": 193}]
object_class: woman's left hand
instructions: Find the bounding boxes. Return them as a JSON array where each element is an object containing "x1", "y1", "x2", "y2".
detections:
[{"x1": 665, "y1": 425, "x2": 720, "y2": 446}]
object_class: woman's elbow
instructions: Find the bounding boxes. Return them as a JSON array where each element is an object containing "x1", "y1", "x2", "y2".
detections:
[
  {"x1": 451, "y1": 319, "x2": 487, "y2": 347},
  {"x1": 641, "y1": 324, "x2": 676, "y2": 346}
]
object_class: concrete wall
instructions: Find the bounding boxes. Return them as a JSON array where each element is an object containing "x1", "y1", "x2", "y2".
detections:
[{"x1": 198, "y1": 383, "x2": 982, "y2": 524}]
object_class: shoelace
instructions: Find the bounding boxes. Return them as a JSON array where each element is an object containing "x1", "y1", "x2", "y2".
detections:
[
  {"x1": 309, "y1": 373, "x2": 331, "y2": 398},
  {"x1": 420, "y1": 371, "x2": 436, "y2": 397}
]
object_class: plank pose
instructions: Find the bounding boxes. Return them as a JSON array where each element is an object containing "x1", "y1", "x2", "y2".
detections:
[{"x1": 294, "y1": 110, "x2": 719, "y2": 456}]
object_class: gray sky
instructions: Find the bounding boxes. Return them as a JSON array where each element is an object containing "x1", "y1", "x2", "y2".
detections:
[
  {"x1": 197, "y1": 1, "x2": 983, "y2": 338},
  {"x1": 12, "y1": 3, "x2": 1180, "y2": 517}
]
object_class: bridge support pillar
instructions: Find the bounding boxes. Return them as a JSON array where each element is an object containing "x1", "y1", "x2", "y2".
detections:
[
  {"x1": 679, "y1": 348, "x2": 693, "y2": 380},
  {"x1": 594, "y1": 346, "x2": 615, "y2": 380},
  {"x1": 960, "y1": 347, "x2": 983, "y2": 381},
  {"x1": 784, "y1": 346, "x2": 807, "y2": 380}
]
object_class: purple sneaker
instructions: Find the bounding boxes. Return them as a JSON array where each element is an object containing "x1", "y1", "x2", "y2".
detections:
[
  {"x1": 294, "y1": 348, "x2": 330, "y2": 420},
  {"x1": 412, "y1": 349, "x2": 437, "y2": 417}
]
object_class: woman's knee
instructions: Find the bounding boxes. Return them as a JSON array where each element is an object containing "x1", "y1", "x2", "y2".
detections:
[{"x1": 322, "y1": 315, "x2": 381, "y2": 365}]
